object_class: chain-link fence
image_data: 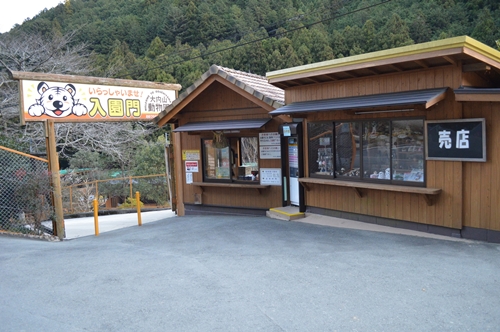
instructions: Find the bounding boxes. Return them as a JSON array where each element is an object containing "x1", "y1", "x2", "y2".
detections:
[
  {"x1": 0, "y1": 146, "x2": 54, "y2": 236},
  {"x1": 62, "y1": 174, "x2": 169, "y2": 214}
]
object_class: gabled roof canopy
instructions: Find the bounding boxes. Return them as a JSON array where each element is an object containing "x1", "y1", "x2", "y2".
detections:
[
  {"x1": 155, "y1": 65, "x2": 284, "y2": 127},
  {"x1": 267, "y1": 36, "x2": 500, "y2": 89}
]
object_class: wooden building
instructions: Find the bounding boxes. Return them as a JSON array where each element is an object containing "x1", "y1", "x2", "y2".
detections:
[
  {"x1": 155, "y1": 65, "x2": 286, "y2": 216},
  {"x1": 267, "y1": 36, "x2": 500, "y2": 243}
]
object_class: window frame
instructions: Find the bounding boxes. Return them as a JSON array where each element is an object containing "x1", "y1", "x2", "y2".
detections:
[
  {"x1": 201, "y1": 136, "x2": 260, "y2": 184},
  {"x1": 307, "y1": 117, "x2": 426, "y2": 187}
]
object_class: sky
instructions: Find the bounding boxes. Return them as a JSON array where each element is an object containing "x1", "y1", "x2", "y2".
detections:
[{"x1": 0, "y1": 0, "x2": 63, "y2": 33}]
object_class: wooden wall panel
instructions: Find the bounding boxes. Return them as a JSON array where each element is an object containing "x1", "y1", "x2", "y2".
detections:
[
  {"x1": 293, "y1": 66, "x2": 465, "y2": 229},
  {"x1": 462, "y1": 101, "x2": 500, "y2": 231},
  {"x1": 490, "y1": 107, "x2": 500, "y2": 230},
  {"x1": 175, "y1": 82, "x2": 284, "y2": 212}
]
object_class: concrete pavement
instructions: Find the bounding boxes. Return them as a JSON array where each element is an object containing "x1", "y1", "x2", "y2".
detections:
[
  {"x1": 64, "y1": 209, "x2": 176, "y2": 239},
  {"x1": 1, "y1": 212, "x2": 499, "y2": 331}
]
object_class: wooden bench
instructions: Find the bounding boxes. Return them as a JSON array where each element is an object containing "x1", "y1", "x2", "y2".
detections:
[
  {"x1": 190, "y1": 182, "x2": 270, "y2": 194},
  {"x1": 298, "y1": 177, "x2": 441, "y2": 206}
]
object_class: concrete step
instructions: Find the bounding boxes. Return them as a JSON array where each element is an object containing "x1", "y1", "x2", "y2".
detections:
[{"x1": 267, "y1": 206, "x2": 305, "y2": 221}]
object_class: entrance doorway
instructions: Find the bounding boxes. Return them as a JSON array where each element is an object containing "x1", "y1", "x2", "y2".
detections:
[
  {"x1": 288, "y1": 137, "x2": 299, "y2": 206},
  {"x1": 279, "y1": 122, "x2": 305, "y2": 212}
]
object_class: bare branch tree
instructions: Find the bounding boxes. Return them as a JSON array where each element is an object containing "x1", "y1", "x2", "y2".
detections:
[{"x1": 0, "y1": 30, "x2": 157, "y2": 170}]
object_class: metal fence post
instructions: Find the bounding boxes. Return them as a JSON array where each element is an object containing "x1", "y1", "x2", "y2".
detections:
[
  {"x1": 93, "y1": 199, "x2": 99, "y2": 236},
  {"x1": 136, "y1": 191, "x2": 142, "y2": 226}
]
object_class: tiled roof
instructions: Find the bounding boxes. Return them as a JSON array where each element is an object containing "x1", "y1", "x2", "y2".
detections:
[
  {"x1": 154, "y1": 65, "x2": 284, "y2": 125},
  {"x1": 215, "y1": 65, "x2": 285, "y2": 104}
]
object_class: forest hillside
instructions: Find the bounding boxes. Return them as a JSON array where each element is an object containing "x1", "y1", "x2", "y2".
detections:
[
  {"x1": 0, "y1": 0, "x2": 499, "y2": 173},
  {"x1": 4, "y1": 0, "x2": 500, "y2": 89}
]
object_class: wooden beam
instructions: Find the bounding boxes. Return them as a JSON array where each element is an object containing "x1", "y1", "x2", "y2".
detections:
[
  {"x1": 463, "y1": 63, "x2": 491, "y2": 72},
  {"x1": 414, "y1": 60, "x2": 429, "y2": 68},
  {"x1": 300, "y1": 182, "x2": 311, "y2": 191},
  {"x1": 423, "y1": 194, "x2": 433, "y2": 206},
  {"x1": 455, "y1": 93, "x2": 500, "y2": 102},
  {"x1": 442, "y1": 55, "x2": 457, "y2": 65},
  {"x1": 342, "y1": 71, "x2": 359, "y2": 78},
  {"x1": 352, "y1": 187, "x2": 363, "y2": 198},
  {"x1": 387, "y1": 64, "x2": 403, "y2": 72},
  {"x1": 303, "y1": 77, "x2": 323, "y2": 84},
  {"x1": 9, "y1": 70, "x2": 181, "y2": 90},
  {"x1": 45, "y1": 120, "x2": 65, "y2": 239},
  {"x1": 364, "y1": 67, "x2": 380, "y2": 75},
  {"x1": 324, "y1": 74, "x2": 338, "y2": 81}
]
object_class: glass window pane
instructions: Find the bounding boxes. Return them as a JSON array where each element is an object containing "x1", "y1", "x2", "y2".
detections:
[
  {"x1": 308, "y1": 122, "x2": 333, "y2": 176},
  {"x1": 239, "y1": 137, "x2": 259, "y2": 181},
  {"x1": 392, "y1": 119, "x2": 425, "y2": 182},
  {"x1": 363, "y1": 120, "x2": 391, "y2": 180},
  {"x1": 203, "y1": 139, "x2": 231, "y2": 180},
  {"x1": 335, "y1": 122, "x2": 361, "y2": 178}
]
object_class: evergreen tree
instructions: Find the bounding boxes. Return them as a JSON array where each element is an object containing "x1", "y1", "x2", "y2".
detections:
[
  {"x1": 472, "y1": 8, "x2": 498, "y2": 47},
  {"x1": 378, "y1": 13, "x2": 414, "y2": 50}
]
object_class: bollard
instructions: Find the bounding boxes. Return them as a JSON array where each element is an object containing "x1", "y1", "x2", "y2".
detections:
[
  {"x1": 136, "y1": 191, "x2": 142, "y2": 226},
  {"x1": 93, "y1": 199, "x2": 99, "y2": 236}
]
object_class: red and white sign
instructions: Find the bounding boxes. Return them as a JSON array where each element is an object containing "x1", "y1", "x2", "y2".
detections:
[{"x1": 185, "y1": 161, "x2": 199, "y2": 173}]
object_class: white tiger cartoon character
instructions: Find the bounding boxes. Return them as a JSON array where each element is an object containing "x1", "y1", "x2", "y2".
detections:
[{"x1": 28, "y1": 82, "x2": 88, "y2": 118}]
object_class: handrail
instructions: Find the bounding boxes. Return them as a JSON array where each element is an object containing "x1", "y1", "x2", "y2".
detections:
[{"x1": 0, "y1": 145, "x2": 48, "y2": 163}]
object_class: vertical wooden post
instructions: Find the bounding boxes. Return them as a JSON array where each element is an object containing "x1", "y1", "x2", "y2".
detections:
[
  {"x1": 45, "y1": 120, "x2": 65, "y2": 240},
  {"x1": 129, "y1": 176, "x2": 133, "y2": 200},
  {"x1": 69, "y1": 186, "x2": 73, "y2": 214},
  {"x1": 173, "y1": 129, "x2": 184, "y2": 215},
  {"x1": 164, "y1": 130, "x2": 176, "y2": 212},
  {"x1": 136, "y1": 191, "x2": 142, "y2": 226}
]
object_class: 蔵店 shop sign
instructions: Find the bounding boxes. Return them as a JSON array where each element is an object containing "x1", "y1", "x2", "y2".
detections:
[{"x1": 425, "y1": 118, "x2": 486, "y2": 162}]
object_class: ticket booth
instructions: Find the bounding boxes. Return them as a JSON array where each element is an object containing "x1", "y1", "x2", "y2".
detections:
[{"x1": 155, "y1": 65, "x2": 287, "y2": 216}]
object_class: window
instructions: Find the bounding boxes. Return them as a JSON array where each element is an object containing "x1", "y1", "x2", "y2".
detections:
[
  {"x1": 308, "y1": 122, "x2": 334, "y2": 176},
  {"x1": 308, "y1": 119, "x2": 425, "y2": 185},
  {"x1": 202, "y1": 136, "x2": 259, "y2": 183}
]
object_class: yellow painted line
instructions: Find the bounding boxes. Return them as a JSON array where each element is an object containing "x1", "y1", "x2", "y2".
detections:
[{"x1": 269, "y1": 208, "x2": 305, "y2": 217}]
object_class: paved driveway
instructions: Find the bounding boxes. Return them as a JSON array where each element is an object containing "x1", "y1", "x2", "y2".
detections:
[{"x1": 1, "y1": 214, "x2": 499, "y2": 331}]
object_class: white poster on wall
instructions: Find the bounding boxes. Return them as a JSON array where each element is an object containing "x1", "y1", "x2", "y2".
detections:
[
  {"x1": 260, "y1": 168, "x2": 282, "y2": 186},
  {"x1": 259, "y1": 132, "x2": 280, "y2": 145},
  {"x1": 186, "y1": 172, "x2": 193, "y2": 184},
  {"x1": 260, "y1": 145, "x2": 281, "y2": 159}
]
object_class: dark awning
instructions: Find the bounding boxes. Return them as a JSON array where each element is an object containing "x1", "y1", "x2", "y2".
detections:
[
  {"x1": 269, "y1": 88, "x2": 448, "y2": 116},
  {"x1": 454, "y1": 87, "x2": 500, "y2": 102},
  {"x1": 173, "y1": 118, "x2": 271, "y2": 132}
]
